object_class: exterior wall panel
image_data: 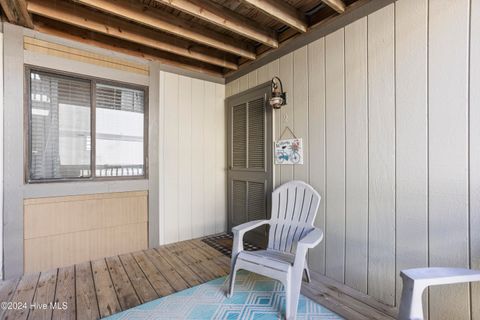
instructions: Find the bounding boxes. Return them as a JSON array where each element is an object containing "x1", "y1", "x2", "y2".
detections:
[
  {"x1": 160, "y1": 71, "x2": 227, "y2": 244},
  {"x1": 24, "y1": 191, "x2": 148, "y2": 273},
  {"x1": 225, "y1": 0, "x2": 478, "y2": 316}
]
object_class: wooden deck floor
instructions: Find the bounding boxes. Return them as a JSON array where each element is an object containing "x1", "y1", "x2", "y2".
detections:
[{"x1": 0, "y1": 237, "x2": 396, "y2": 320}]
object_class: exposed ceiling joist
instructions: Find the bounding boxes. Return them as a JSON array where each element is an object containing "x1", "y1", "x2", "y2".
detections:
[
  {"x1": 27, "y1": 0, "x2": 238, "y2": 70},
  {"x1": 152, "y1": 0, "x2": 279, "y2": 48},
  {"x1": 321, "y1": 0, "x2": 346, "y2": 13},
  {"x1": 227, "y1": 0, "x2": 390, "y2": 79},
  {"x1": 0, "y1": 0, "x2": 33, "y2": 28},
  {"x1": 241, "y1": 0, "x2": 307, "y2": 33},
  {"x1": 72, "y1": 0, "x2": 256, "y2": 60},
  {"x1": 33, "y1": 17, "x2": 224, "y2": 78}
]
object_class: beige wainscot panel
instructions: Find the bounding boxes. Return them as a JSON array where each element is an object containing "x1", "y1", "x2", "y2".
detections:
[{"x1": 24, "y1": 191, "x2": 148, "y2": 273}]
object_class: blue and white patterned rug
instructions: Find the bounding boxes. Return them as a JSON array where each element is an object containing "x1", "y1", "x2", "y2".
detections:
[{"x1": 105, "y1": 270, "x2": 343, "y2": 320}]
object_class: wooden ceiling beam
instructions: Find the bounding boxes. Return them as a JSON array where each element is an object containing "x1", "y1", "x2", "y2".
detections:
[
  {"x1": 321, "y1": 0, "x2": 346, "y2": 13},
  {"x1": 0, "y1": 0, "x2": 33, "y2": 28},
  {"x1": 152, "y1": 0, "x2": 278, "y2": 48},
  {"x1": 32, "y1": 17, "x2": 224, "y2": 78},
  {"x1": 72, "y1": 0, "x2": 256, "y2": 60},
  {"x1": 241, "y1": 0, "x2": 307, "y2": 33},
  {"x1": 27, "y1": 0, "x2": 238, "y2": 70}
]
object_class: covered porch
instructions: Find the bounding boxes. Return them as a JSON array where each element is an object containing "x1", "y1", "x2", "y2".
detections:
[{"x1": 0, "y1": 0, "x2": 478, "y2": 319}]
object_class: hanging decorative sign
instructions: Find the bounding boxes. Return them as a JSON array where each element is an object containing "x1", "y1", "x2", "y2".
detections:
[{"x1": 275, "y1": 138, "x2": 303, "y2": 165}]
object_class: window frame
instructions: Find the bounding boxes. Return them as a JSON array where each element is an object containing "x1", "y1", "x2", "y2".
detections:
[{"x1": 24, "y1": 65, "x2": 149, "y2": 184}]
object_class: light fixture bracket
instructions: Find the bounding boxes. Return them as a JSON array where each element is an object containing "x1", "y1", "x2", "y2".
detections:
[{"x1": 269, "y1": 76, "x2": 287, "y2": 109}]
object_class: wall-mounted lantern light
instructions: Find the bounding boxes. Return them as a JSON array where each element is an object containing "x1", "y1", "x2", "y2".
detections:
[{"x1": 269, "y1": 77, "x2": 287, "y2": 109}]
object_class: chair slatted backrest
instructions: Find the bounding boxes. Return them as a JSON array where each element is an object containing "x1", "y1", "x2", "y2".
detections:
[{"x1": 268, "y1": 181, "x2": 321, "y2": 253}]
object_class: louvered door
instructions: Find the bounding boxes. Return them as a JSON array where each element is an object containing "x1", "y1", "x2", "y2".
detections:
[{"x1": 227, "y1": 85, "x2": 273, "y2": 246}]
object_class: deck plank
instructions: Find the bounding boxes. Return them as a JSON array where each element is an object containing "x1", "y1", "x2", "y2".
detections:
[
  {"x1": 0, "y1": 278, "x2": 20, "y2": 319},
  {"x1": 303, "y1": 276, "x2": 395, "y2": 320},
  {"x1": 91, "y1": 259, "x2": 121, "y2": 318},
  {"x1": 190, "y1": 241, "x2": 231, "y2": 269},
  {"x1": 190, "y1": 239, "x2": 231, "y2": 273},
  {"x1": 132, "y1": 251, "x2": 175, "y2": 297},
  {"x1": 119, "y1": 253, "x2": 158, "y2": 304},
  {"x1": 28, "y1": 269, "x2": 58, "y2": 320},
  {"x1": 302, "y1": 282, "x2": 371, "y2": 320},
  {"x1": 186, "y1": 247, "x2": 227, "y2": 278},
  {"x1": 144, "y1": 249, "x2": 189, "y2": 291},
  {"x1": 180, "y1": 241, "x2": 227, "y2": 278},
  {"x1": 3, "y1": 273, "x2": 40, "y2": 320},
  {"x1": 75, "y1": 262, "x2": 100, "y2": 320},
  {"x1": 171, "y1": 242, "x2": 217, "y2": 281},
  {"x1": 155, "y1": 247, "x2": 203, "y2": 287},
  {"x1": 105, "y1": 256, "x2": 141, "y2": 310},
  {"x1": 52, "y1": 266, "x2": 76, "y2": 320},
  {"x1": 198, "y1": 245, "x2": 231, "y2": 271},
  {"x1": 0, "y1": 236, "x2": 397, "y2": 320}
]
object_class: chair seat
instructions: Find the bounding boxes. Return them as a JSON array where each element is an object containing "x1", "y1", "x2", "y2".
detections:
[
  {"x1": 237, "y1": 250, "x2": 295, "y2": 272},
  {"x1": 401, "y1": 267, "x2": 480, "y2": 284}
]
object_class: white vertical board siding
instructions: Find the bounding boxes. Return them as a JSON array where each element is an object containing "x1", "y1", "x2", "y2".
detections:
[
  {"x1": 394, "y1": 0, "x2": 429, "y2": 313},
  {"x1": 239, "y1": 74, "x2": 249, "y2": 92},
  {"x1": 160, "y1": 71, "x2": 226, "y2": 244},
  {"x1": 248, "y1": 70, "x2": 258, "y2": 88},
  {"x1": 279, "y1": 53, "x2": 294, "y2": 185},
  {"x1": 267, "y1": 60, "x2": 280, "y2": 81},
  {"x1": 0, "y1": 32, "x2": 3, "y2": 278},
  {"x1": 158, "y1": 71, "x2": 166, "y2": 245},
  {"x1": 225, "y1": 82, "x2": 232, "y2": 98},
  {"x1": 164, "y1": 73, "x2": 180, "y2": 243},
  {"x1": 268, "y1": 60, "x2": 281, "y2": 188},
  {"x1": 191, "y1": 79, "x2": 205, "y2": 238},
  {"x1": 215, "y1": 84, "x2": 227, "y2": 233},
  {"x1": 367, "y1": 4, "x2": 396, "y2": 305},
  {"x1": 429, "y1": 0, "x2": 471, "y2": 318},
  {"x1": 230, "y1": 78, "x2": 240, "y2": 96},
  {"x1": 344, "y1": 17, "x2": 368, "y2": 293},
  {"x1": 204, "y1": 82, "x2": 217, "y2": 235},
  {"x1": 471, "y1": 0, "x2": 480, "y2": 318},
  {"x1": 325, "y1": 29, "x2": 346, "y2": 283},
  {"x1": 178, "y1": 76, "x2": 193, "y2": 241},
  {"x1": 257, "y1": 64, "x2": 269, "y2": 84},
  {"x1": 226, "y1": 0, "x2": 479, "y2": 315},
  {"x1": 307, "y1": 38, "x2": 326, "y2": 275},
  {"x1": 293, "y1": 47, "x2": 309, "y2": 182}
]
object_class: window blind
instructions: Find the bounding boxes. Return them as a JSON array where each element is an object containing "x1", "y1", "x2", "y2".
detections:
[
  {"x1": 96, "y1": 83, "x2": 144, "y2": 113},
  {"x1": 29, "y1": 71, "x2": 91, "y2": 180}
]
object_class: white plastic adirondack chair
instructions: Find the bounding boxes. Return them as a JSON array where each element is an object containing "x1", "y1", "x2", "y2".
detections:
[{"x1": 227, "y1": 181, "x2": 323, "y2": 320}]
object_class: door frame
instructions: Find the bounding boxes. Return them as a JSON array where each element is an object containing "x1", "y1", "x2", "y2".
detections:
[{"x1": 226, "y1": 82, "x2": 274, "y2": 235}]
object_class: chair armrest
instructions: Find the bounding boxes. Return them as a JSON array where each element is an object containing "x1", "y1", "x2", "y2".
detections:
[
  {"x1": 231, "y1": 220, "x2": 269, "y2": 258},
  {"x1": 293, "y1": 228, "x2": 324, "y2": 268},
  {"x1": 298, "y1": 228, "x2": 324, "y2": 249},
  {"x1": 232, "y1": 220, "x2": 269, "y2": 236}
]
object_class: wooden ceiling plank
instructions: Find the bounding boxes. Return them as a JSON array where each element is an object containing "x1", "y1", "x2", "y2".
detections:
[
  {"x1": 227, "y1": 0, "x2": 387, "y2": 78},
  {"x1": 321, "y1": 0, "x2": 346, "y2": 13},
  {"x1": 241, "y1": 0, "x2": 307, "y2": 33},
  {"x1": 32, "y1": 17, "x2": 224, "y2": 78},
  {"x1": 152, "y1": 0, "x2": 279, "y2": 48},
  {"x1": 27, "y1": 0, "x2": 238, "y2": 70},
  {"x1": 72, "y1": 0, "x2": 256, "y2": 60},
  {"x1": 0, "y1": 0, "x2": 34, "y2": 28}
]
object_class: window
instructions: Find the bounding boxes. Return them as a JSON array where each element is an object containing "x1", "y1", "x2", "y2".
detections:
[
  {"x1": 95, "y1": 84, "x2": 145, "y2": 177},
  {"x1": 27, "y1": 68, "x2": 147, "y2": 182}
]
